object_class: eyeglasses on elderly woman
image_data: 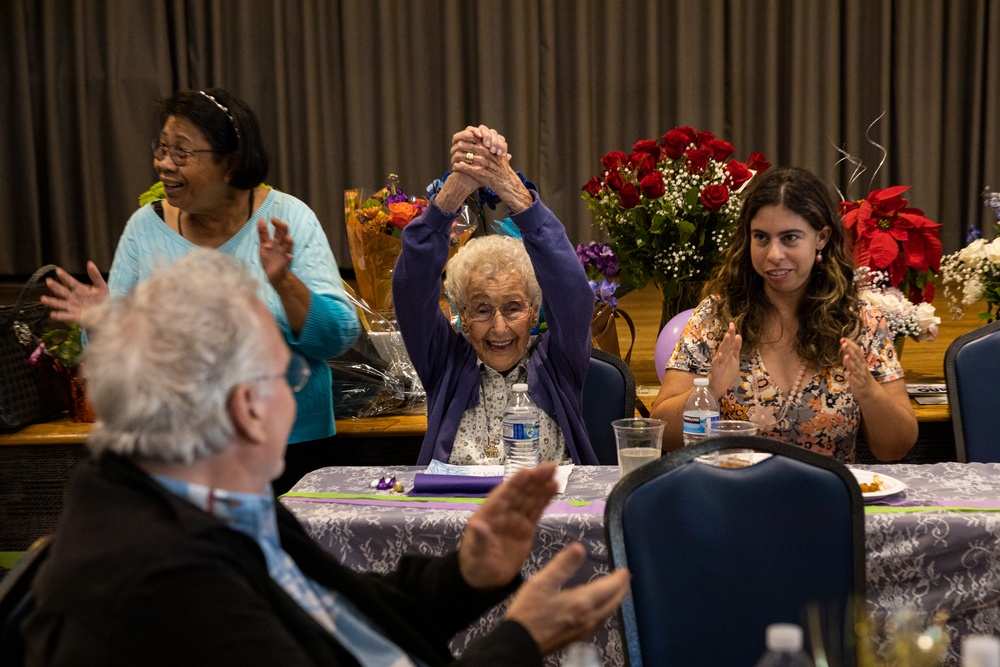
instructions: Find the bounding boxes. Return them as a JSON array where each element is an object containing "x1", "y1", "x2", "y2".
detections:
[
  {"x1": 463, "y1": 300, "x2": 531, "y2": 323},
  {"x1": 243, "y1": 352, "x2": 311, "y2": 393},
  {"x1": 151, "y1": 139, "x2": 221, "y2": 166}
]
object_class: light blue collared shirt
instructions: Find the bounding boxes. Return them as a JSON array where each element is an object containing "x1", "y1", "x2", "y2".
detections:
[{"x1": 153, "y1": 475, "x2": 423, "y2": 667}]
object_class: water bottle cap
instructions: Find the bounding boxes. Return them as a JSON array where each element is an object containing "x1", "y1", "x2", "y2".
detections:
[
  {"x1": 512, "y1": 383, "x2": 529, "y2": 392},
  {"x1": 963, "y1": 635, "x2": 1000, "y2": 665},
  {"x1": 693, "y1": 377, "x2": 709, "y2": 387},
  {"x1": 765, "y1": 623, "x2": 803, "y2": 652}
]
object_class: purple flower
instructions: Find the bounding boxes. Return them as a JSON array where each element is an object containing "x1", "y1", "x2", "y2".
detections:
[
  {"x1": 385, "y1": 192, "x2": 408, "y2": 204},
  {"x1": 589, "y1": 278, "x2": 618, "y2": 308},
  {"x1": 28, "y1": 342, "x2": 45, "y2": 366},
  {"x1": 577, "y1": 241, "x2": 620, "y2": 278}
]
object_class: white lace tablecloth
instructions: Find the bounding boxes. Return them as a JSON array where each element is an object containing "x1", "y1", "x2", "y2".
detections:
[{"x1": 282, "y1": 463, "x2": 1000, "y2": 666}]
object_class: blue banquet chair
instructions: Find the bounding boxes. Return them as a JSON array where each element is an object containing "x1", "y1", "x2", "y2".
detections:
[
  {"x1": 582, "y1": 347, "x2": 636, "y2": 465},
  {"x1": 944, "y1": 319, "x2": 1000, "y2": 463},
  {"x1": 605, "y1": 436, "x2": 864, "y2": 667}
]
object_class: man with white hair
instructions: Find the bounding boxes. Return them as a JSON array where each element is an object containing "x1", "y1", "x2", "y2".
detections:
[{"x1": 22, "y1": 249, "x2": 629, "y2": 666}]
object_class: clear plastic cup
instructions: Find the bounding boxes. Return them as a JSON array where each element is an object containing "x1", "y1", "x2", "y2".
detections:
[
  {"x1": 707, "y1": 420, "x2": 758, "y2": 468},
  {"x1": 612, "y1": 418, "x2": 666, "y2": 478}
]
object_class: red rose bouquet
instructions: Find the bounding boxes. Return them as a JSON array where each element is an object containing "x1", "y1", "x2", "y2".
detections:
[{"x1": 582, "y1": 126, "x2": 768, "y2": 328}]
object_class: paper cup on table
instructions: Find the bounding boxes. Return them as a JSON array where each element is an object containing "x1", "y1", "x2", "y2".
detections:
[
  {"x1": 707, "y1": 420, "x2": 757, "y2": 468},
  {"x1": 612, "y1": 418, "x2": 666, "y2": 478}
]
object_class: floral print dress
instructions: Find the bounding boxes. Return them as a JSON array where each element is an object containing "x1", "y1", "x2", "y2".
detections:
[{"x1": 666, "y1": 297, "x2": 904, "y2": 462}]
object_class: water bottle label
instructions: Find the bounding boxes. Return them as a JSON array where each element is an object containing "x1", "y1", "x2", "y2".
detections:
[
  {"x1": 503, "y1": 422, "x2": 539, "y2": 440},
  {"x1": 682, "y1": 414, "x2": 718, "y2": 435}
]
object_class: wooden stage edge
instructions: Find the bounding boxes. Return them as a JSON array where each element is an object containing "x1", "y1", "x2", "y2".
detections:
[{"x1": 0, "y1": 285, "x2": 984, "y2": 449}]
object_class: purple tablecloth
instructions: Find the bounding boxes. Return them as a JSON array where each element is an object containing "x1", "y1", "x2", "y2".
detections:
[{"x1": 282, "y1": 462, "x2": 1000, "y2": 666}]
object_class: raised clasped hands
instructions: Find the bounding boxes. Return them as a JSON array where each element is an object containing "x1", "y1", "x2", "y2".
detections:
[
  {"x1": 708, "y1": 321, "x2": 742, "y2": 398},
  {"x1": 459, "y1": 463, "x2": 631, "y2": 655},
  {"x1": 439, "y1": 125, "x2": 533, "y2": 213},
  {"x1": 40, "y1": 261, "x2": 110, "y2": 325}
]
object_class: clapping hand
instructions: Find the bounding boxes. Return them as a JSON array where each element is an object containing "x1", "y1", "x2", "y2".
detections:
[
  {"x1": 41, "y1": 262, "x2": 109, "y2": 324},
  {"x1": 458, "y1": 463, "x2": 557, "y2": 590},
  {"x1": 708, "y1": 321, "x2": 742, "y2": 399},
  {"x1": 505, "y1": 543, "x2": 630, "y2": 655},
  {"x1": 841, "y1": 337, "x2": 878, "y2": 399},
  {"x1": 459, "y1": 463, "x2": 631, "y2": 655},
  {"x1": 258, "y1": 217, "x2": 294, "y2": 285}
]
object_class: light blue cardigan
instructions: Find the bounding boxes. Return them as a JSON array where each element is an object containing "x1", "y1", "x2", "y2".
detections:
[{"x1": 108, "y1": 189, "x2": 360, "y2": 443}]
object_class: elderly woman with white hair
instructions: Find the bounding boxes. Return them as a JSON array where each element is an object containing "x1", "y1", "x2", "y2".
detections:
[
  {"x1": 23, "y1": 249, "x2": 631, "y2": 664},
  {"x1": 394, "y1": 126, "x2": 599, "y2": 465}
]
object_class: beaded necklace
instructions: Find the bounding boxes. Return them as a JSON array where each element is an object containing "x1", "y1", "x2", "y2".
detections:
[{"x1": 749, "y1": 351, "x2": 809, "y2": 431}]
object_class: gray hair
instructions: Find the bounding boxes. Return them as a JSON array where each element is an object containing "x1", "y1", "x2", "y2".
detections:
[
  {"x1": 81, "y1": 250, "x2": 267, "y2": 463},
  {"x1": 443, "y1": 235, "x2": 541, "y2": 309}
]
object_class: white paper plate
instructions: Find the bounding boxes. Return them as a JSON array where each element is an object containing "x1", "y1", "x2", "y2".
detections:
[{"x1": 850, "y1": 469, "x2": 906, "y2": 500}]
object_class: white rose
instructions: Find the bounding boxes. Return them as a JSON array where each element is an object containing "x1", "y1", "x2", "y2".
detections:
[
  {"x1": 861, "y1": 290, "x2": 888, "y2": 311},
  {"x1": 985, "y1": 239, "x2": 1000, "y2": 265},
  {"x1": 958, "y1": 238, "x2": 988, "y2": 263},
  {"x1": 914, "y1": 302, "x2": 941, "y2": 331}
]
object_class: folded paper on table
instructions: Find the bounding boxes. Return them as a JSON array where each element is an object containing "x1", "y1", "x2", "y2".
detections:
[
  {"x1": 408, "y1": 474, "x2": 504, "y2": 497},
  {"x1": 424, "y1": 460, "x2": 573, "y2": 494}
]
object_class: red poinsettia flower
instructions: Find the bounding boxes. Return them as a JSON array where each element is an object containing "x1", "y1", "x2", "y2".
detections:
[{"x1": 840, "y1": 185, "x2": 942, "y2": 303}]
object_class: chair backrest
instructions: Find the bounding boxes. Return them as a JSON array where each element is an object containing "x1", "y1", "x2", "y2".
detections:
[
  {"x1": 0, "y1": 536, "x2": 51, "y2": 666},
  {"x1": 605, "y1": 437, "x2": 864, "y2": 667},
  {"x1": 944, "y1": 319, "x2": 1000, "y2": 462},
  {"x1": 583, "y1": 348, "x2": 636, "y2": 465}
]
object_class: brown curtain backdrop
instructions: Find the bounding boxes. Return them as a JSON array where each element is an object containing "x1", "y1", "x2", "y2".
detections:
[{"x1": 2, "y1": 0, "x2": 998, "y2": 276}]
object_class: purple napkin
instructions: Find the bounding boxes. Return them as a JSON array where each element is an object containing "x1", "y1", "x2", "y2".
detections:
[{"x1": 407, "y1": 473, "x2": 504, "y2": 497}]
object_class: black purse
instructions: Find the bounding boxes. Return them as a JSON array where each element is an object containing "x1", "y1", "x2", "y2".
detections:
[{"x1": 0, "y1": 265, "x2": 66, "y2": 429}]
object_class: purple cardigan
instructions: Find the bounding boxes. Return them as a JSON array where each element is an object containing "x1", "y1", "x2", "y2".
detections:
[{"x1": 393, "y1": 193, "x2": 598, "y2": 465}]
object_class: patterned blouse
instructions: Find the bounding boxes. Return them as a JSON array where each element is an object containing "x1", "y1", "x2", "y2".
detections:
[
  {"x1": 448, "y1": 354, "x2": 568, "y2": 466},
  {"x1": 666, "y1": 297, "x2": 904, "y2": 462}
]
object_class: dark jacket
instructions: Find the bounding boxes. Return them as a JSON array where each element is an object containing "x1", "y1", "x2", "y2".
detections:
[{"x1": 23, "y1": 454, "x2": 541, "y2": 666}]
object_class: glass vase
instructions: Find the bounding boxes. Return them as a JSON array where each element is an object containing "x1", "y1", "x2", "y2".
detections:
[
  {"x1": 53, "y1": 362, "x2": 95, "y2": 423},
  {"x1": 656, "y1": 280, "x2": 704, "y2": 332}
]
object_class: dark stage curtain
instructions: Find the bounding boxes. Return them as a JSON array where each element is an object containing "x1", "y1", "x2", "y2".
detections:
[{"x1": 2, "y1": 0, "x2": 998, "y2": 275}]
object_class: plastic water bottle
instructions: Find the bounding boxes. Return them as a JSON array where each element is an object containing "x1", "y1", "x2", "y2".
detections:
[
  {"x1": 753, "y1": 624, "x2": 815, "y2": 667},
  {"x1": 963, "y1": 635, "x2": 1000, "y2": 667},
  {"x1": 503, "y1": 383, "x2": 540, "y2": 479},
  {"x1": 682, "y1": 377, "x2": 719, "y2": 445}
]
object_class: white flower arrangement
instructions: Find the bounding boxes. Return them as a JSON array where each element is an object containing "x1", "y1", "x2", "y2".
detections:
[
  {"x1": 940, "y1": 188, "x2": 1000, "y2": 320},
  {"x1": 858, "y1": 269, "x2": 941, "y2": 342}
]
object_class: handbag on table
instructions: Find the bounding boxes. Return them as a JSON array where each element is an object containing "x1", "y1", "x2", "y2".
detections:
[{"x1": 0, "y1": 265, "x2": 66, "y2": 429}]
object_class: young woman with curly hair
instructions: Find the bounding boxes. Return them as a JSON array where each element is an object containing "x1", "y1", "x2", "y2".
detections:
[{"x1": 651, "y1": 167, "x2": 917, "y2": 461}]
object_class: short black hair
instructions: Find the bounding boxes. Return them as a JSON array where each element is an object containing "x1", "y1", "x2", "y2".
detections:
[{"x1": 159, "y1": 87, "x2": 269, "y2": 189}]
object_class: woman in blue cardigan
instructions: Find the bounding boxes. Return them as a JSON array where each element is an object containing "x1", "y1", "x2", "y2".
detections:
[{"x1": 393, "y1": 126, "x2": 598, "y2": 466}]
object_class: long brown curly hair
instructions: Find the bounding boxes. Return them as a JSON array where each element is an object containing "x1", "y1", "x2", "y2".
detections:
[{"x1": 703, "y1": 167, "x2": 861, "y2": 367}]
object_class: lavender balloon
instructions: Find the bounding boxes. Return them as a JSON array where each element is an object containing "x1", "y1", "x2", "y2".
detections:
[{"x1": 654, "y1": 308, "x2": 695, "y2": 382}]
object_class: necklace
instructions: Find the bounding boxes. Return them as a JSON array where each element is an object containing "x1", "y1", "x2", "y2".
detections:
[
  {"x1": 178, "y1": 188, "x2": 254, "y2": 239},
  {"x1": 750, "y1": 351, "x2": 809, "y2": 431}
]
